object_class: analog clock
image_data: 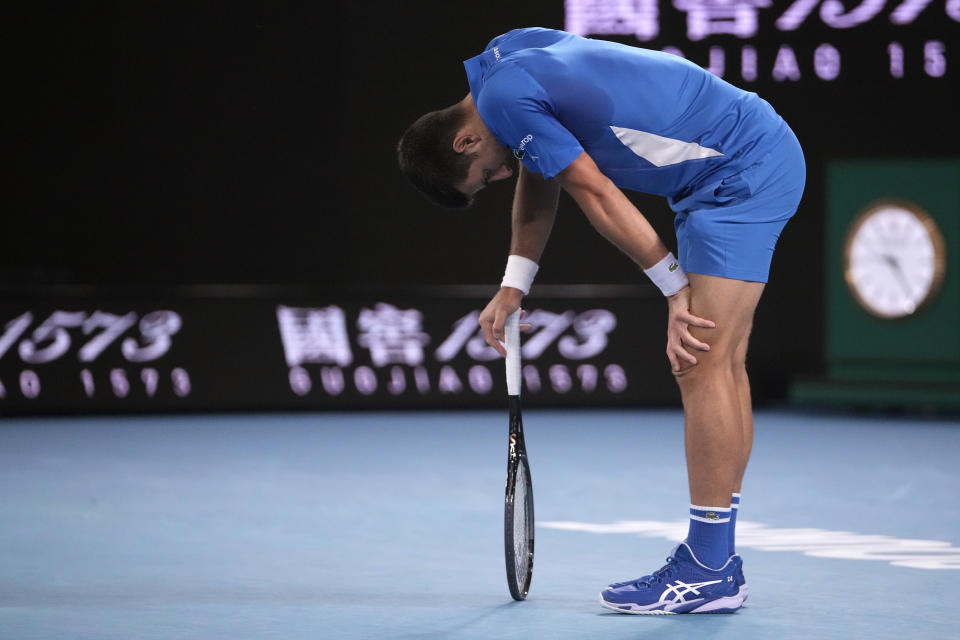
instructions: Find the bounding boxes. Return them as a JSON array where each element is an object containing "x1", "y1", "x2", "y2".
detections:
[{"x1": 844, "y1": 200, "x2": 947, "y2": 319}]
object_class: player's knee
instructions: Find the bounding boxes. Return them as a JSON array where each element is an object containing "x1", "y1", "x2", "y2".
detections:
[
  {"x1": 732, "y1": 321, "x2": 753, "y2": 367},
  {"x1": 732, "y1": 339, "x2": 749, "y2": 368},
  {"x1": 673, "y1": 345, "x2": 742, "y2": 388},
  {"x1": 672, "y1": 361, "x2": 695, "y2": 379},
  {"x1": 673, "y1": 353, "x2": 720, "y2": 386},
  {"x1": 732, "y1": 349, "x2": 747, "y2": 373},
  {"x1": 673, "y1": 364, "x2": 704, "y2": 396},
  {"x1": 730, "y1": 348, "x2": 749, "y2": 387}
]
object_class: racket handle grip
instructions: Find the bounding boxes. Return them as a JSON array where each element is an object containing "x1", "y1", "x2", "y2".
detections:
[{"x1": 505, "y1": 310, "x2": 522, "y2": 396}]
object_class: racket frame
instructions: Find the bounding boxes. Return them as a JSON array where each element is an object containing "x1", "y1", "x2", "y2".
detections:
[{"x1": 504, "y1": 311, "x2": 534, "y2": 601}]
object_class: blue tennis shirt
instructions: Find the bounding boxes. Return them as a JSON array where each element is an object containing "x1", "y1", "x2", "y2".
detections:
[{"x1": 463, "y1": 28, "x2": 790, "y2": 203}]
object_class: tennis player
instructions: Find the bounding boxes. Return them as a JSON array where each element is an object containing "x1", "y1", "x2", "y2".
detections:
[{"x1": 397, "y1": 27, "x2": 804, "y2": 614}]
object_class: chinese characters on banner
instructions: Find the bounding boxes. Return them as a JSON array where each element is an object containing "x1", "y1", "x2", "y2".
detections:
[
  {"x1": 565, "y1": 0, "x2": 956, "y2": 80},
  {"x1": 276, "y1": 303, "x2": 629, "y2": 399}
]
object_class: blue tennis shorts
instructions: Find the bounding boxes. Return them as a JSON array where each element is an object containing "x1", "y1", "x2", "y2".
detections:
[{"x1": 670, "y1": 128, "x2": 806, "y2": 283}]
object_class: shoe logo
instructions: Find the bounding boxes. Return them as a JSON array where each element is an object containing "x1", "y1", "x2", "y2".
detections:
[
  {"x1": 705, "y1": 512, "x2": 720, "y2": 520},
  {"x1": 668, "y1": 262, "x2": 679, "y2": 273},
  {"x1": 659, "y1": 579, "x2": 722, "y2": 604}
]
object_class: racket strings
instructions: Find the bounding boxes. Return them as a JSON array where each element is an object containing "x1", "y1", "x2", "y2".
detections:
[{"x1": 512, "y1": 466, "x2": 531, "y2": 584}]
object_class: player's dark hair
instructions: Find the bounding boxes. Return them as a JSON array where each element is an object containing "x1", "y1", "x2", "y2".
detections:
[{"x1": 397, "y1": 106, "x2": 475, "y2": 209}]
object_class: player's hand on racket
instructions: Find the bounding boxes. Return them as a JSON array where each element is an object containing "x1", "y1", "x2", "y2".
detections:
[
  {"x1": 666, "y1": 285, "x2": 715, "y2": 374},
  {"x1": 480, "y1": 287, "x2": 531, "y2": 356}
]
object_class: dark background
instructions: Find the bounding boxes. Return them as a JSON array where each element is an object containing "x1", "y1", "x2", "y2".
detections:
[{"x1": 4, "y1": 2, "x2": 958, "y2": 405}]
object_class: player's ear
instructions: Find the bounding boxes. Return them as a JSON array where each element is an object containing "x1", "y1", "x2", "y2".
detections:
[{"x1": 452, "y1": 131, "x2": 479, "y2": 155}]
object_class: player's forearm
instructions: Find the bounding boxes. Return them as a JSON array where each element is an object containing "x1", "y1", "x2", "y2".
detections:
[
  {"x1": 568, "y1": 179, "x2": 667, "y2": 269},
  {"x1": 557, "y1": 151, "x2": 667, "y2": 269},
  {"x1": 509, "y1": 166, "x2": 560, "y2": 263}
]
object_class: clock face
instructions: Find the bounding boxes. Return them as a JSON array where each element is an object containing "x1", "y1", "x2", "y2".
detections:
[{"x1": 844, "y1": 201, "x2": 946, "y2": 319}]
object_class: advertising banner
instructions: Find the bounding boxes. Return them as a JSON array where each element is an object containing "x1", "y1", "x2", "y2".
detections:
[{"x1": 0, "y1": 287, "x2": 679, "y2": 415}]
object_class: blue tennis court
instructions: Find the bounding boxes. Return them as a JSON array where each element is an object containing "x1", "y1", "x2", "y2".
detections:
[{"x1": 2, "y1": 409, "x2": 958, "y2": 639}]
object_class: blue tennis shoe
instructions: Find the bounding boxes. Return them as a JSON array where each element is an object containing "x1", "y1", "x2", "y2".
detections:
[
  {"x1": 600, "y1": 543, "x2": 744, "y2": 614},
  {"x1": 735, "y1": 557, "x2": 749, "y2": 604}
]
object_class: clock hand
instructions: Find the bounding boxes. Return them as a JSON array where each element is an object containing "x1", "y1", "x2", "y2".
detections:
[{"x1": 881, "y1": 254, "x2": 914, "y2": 300}]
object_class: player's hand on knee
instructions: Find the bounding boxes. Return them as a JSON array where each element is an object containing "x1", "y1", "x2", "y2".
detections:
[
  {"x1": 665, "y1": 286, "x2": 716, "y2": 374},
  {"x1": 479, "y1": 287, "x2": 525, "y2": 357}
]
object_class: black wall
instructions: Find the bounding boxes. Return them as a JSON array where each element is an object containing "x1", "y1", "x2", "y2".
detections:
[{"x1": 4, "y1": 3, "x2": 958, "y2": 403}]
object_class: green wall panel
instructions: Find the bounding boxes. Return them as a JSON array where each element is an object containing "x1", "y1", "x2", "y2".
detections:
[{"x1": 825, "y1": 161, "x2": 960, "y2": 382}]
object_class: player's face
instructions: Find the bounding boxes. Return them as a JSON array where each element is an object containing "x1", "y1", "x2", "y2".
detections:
[{"x1": 459, "y1": 141, "x2": 516, "y2": 197}]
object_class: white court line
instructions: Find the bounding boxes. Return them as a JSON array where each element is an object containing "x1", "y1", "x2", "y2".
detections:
[{"x1": 540, "y1": 520, "x2": 960, "y2": 570}]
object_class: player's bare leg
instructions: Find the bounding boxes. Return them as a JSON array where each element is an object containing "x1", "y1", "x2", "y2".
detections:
[
  {"x1": 728, "y1": 317, "x2": 754, "y2": 601},
  {"x1": 602, "y1": 295, "x2": 758, "y2": 613},
  {"x1": 674, "y1": 273, "x2": 764, "y2": 508},
  {"x1": 731, "y1": 319, "x2": 755, "y2": 493}
]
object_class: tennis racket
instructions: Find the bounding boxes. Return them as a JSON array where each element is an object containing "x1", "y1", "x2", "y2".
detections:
[{"x1": 504, "y1": 309, "x2": 534, "y2": 601}]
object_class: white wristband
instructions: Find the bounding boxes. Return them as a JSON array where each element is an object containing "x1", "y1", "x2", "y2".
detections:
[
  {"x1": 643, "y1": 252, "x2": 689, "y2": 297},
  {"x1": 501, "y1": 255, "x2": 539, "y2": 295}
]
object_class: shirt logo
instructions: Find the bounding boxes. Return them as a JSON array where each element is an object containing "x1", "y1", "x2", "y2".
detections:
[
  {"x1": 493, "y1": 46, "x2": 501, "y2": 61},
  {"x1": 513, "y1": 134, "x2": 534, "y2": 160},
  {"x1": 668, "y1": 262, "x2": 680, "y2": 273}
]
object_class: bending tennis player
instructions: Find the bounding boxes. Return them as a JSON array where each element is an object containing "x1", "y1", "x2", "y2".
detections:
[{"x1": 397, "y1": 27, "x2": 804, "y2": 615}]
